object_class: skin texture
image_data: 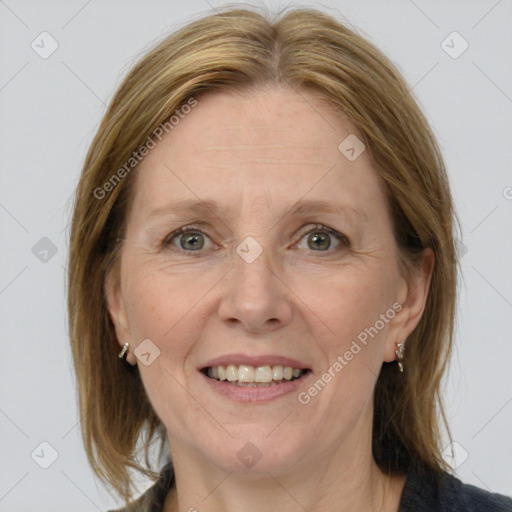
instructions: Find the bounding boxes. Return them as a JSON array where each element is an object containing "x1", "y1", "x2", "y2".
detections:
[{"x1": 105, "y1": 85, "x2": 434, "y2": 512}]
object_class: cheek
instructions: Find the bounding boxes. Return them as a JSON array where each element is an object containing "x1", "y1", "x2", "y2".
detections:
[
  {"x1": 121, "y1": 260, "x2": 228, "y2": 387},
  {"x1": 297, "y1": 271, "x2": 393, "y2": 435},
  {"x1": 292, "y1": 264, "x2": 396, "y2": 356},
  {"x1": 122, "y1": 267, "x2": 197, "y2": 379},
  {"x1": 122, "y1": 269, "x2": 205, "y2": 433},
  {"x1": 123, "y1": 261, "x2": 210, "y2": 341}
]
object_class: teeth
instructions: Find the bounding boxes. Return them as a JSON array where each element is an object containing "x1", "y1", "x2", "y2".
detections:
[
  {"x1": 226, "y1": 364, "x2": 238, "y2": 381},
  {"x1": 272, "y1": 365, "x2": 284, "y2": 380},
  {"x1": 238, "y1": 365, "x2": 254, "y2": 382},
  {"x1": 254, "y1": 365, "x2": 272, "y2": 383},
  {"x1": 205, "y1": 364, "x2": 305, "y2": 384}
]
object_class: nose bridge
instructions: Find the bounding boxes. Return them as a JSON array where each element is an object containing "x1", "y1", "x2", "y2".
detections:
[
  {"x1": 218, "y1": 232, "x2": 292, "y2": 330},
  {"x1": 232, "y1": 236, "x2": 278, "y2": 305},
  {"x1": 236, "y1": 235, "x2": 273, "y2": 282}
]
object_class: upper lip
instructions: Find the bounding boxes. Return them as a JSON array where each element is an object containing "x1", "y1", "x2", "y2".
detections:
[{"x1": 200, "y1": 353, "x2": 310, "y2": 370}]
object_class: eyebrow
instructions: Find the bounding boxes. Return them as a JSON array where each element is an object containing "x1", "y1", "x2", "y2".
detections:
[{"x1": 146, "y1": 198, "x2": 367, "y2": 222}]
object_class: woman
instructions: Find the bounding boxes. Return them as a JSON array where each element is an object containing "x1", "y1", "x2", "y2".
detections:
[{"x1": 67, "y1": 6, "x2": 512, "y2": 512}]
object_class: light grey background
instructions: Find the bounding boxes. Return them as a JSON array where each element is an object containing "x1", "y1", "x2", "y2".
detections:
[{"x1": 1, "y1": 0, "x2": 511, "y2": 510}]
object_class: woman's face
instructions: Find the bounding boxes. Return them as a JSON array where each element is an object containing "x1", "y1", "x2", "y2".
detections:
[{"x1": 106, "y1": 86, "x2": 431, "y2": 475}]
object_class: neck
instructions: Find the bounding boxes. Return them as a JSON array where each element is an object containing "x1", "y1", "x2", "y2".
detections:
[{"x1": 163, "y1": 406, "x2": 405, "y2": 512}]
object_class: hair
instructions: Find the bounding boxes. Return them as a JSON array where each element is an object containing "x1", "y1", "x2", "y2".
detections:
[{"x1": 67, "y1": 4, "x2": 461, "y2": 505}]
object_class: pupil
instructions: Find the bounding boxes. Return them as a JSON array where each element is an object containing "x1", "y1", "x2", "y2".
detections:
[
  {"x1": 309, "y1": 232, "x2": 330, "y2": 251},
  {"x1": 181, "y1": 233, "x2": 204, "y2": 250}
]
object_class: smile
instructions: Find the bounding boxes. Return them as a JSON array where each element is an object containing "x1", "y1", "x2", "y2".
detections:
[{"x1": 204, "y1": 364, "x2": 308, "y2": 386}]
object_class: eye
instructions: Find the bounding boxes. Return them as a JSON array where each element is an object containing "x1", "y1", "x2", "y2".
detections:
[
  {"x1": 161, "y1": 223, "x2": 349, "y2": 254},
  {"x1": 295, "y1": 224, "x2": 349, "y2": 252},
  {"x1": 162, "y1": 225, "x2": 214, "y2": 252}
]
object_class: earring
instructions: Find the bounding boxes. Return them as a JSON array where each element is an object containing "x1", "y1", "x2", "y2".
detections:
[
  {"x1": 119, "y1": 342, "x2": 136, "y2": 366},
  {"x1": 118, "y1": 342, "x2": 129, "y2": 360},
  {"x1": 395, "y1": 340, "x2": 405, "y2": 372}
]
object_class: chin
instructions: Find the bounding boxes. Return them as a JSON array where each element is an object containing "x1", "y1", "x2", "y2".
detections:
[{"x1": 196, "y1": 427, "x2": 310, "y2": 476}]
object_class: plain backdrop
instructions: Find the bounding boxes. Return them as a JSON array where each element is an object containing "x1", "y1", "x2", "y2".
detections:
[{"x1": 1, "y1": 0, "x2": 511, "y2": 510}]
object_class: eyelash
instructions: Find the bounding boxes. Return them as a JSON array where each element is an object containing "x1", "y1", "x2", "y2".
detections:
[{"x1": 161, "y1": 223, "x2": 350, "y2": 255}]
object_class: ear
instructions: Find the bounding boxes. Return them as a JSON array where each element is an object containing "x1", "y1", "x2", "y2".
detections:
[
  {"x1": 383, "y1": 248, "x2": 435, "y2": 362},
  {"x1": 104, "y1": 269, "x2": 136, "y2": 365}
]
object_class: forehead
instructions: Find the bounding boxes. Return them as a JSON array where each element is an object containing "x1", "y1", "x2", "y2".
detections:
[
  {"x1": 126, "y1": 85, "x2": 389, "y2": 226},
  {"x1": 172, "y1": 85, "x2": 348, "y2": 150}
]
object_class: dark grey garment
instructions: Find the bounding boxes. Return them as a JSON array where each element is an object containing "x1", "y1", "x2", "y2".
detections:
[
  {"x1": 109, "y1": 460, "x2": 512, "y2": 512},
  {"x1": 397, "y1": 462, "x2": 512, "y2": 511}
]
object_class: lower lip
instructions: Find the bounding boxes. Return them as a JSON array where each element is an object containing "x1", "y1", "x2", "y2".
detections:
[{"x1": 200, "y1": 371, "x2": 311, "y2": 402}]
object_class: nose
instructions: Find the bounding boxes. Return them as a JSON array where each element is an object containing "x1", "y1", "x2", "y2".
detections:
[{"x1": 218, "y1": 243, "x2": 293, "y2": 334}]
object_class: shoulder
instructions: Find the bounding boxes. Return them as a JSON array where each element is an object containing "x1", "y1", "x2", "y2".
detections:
[
  {"x1": 107, "y1": 461, "x2": 175, "y2": 512},
  {"x1": 399, "y1": 461, "x2": 512, "y2": 512}
]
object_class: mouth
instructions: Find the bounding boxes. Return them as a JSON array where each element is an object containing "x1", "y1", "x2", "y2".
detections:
[{"x1": 201, "y1": 364, "x2": 311, "y2": 387}]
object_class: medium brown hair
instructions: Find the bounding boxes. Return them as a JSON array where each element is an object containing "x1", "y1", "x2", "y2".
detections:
[{"x1": 67, "y1": 5, "x2": 460, "y2": 504}]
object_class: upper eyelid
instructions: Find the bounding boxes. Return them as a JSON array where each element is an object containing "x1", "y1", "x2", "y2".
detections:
[{"x1": 296, "y1": 223, "x2": 346, "y2": 238}]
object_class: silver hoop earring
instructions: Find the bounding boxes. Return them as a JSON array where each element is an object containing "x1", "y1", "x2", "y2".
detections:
[{"x1": 395, "y1": 340, "x2": 405, "y2": 372}]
